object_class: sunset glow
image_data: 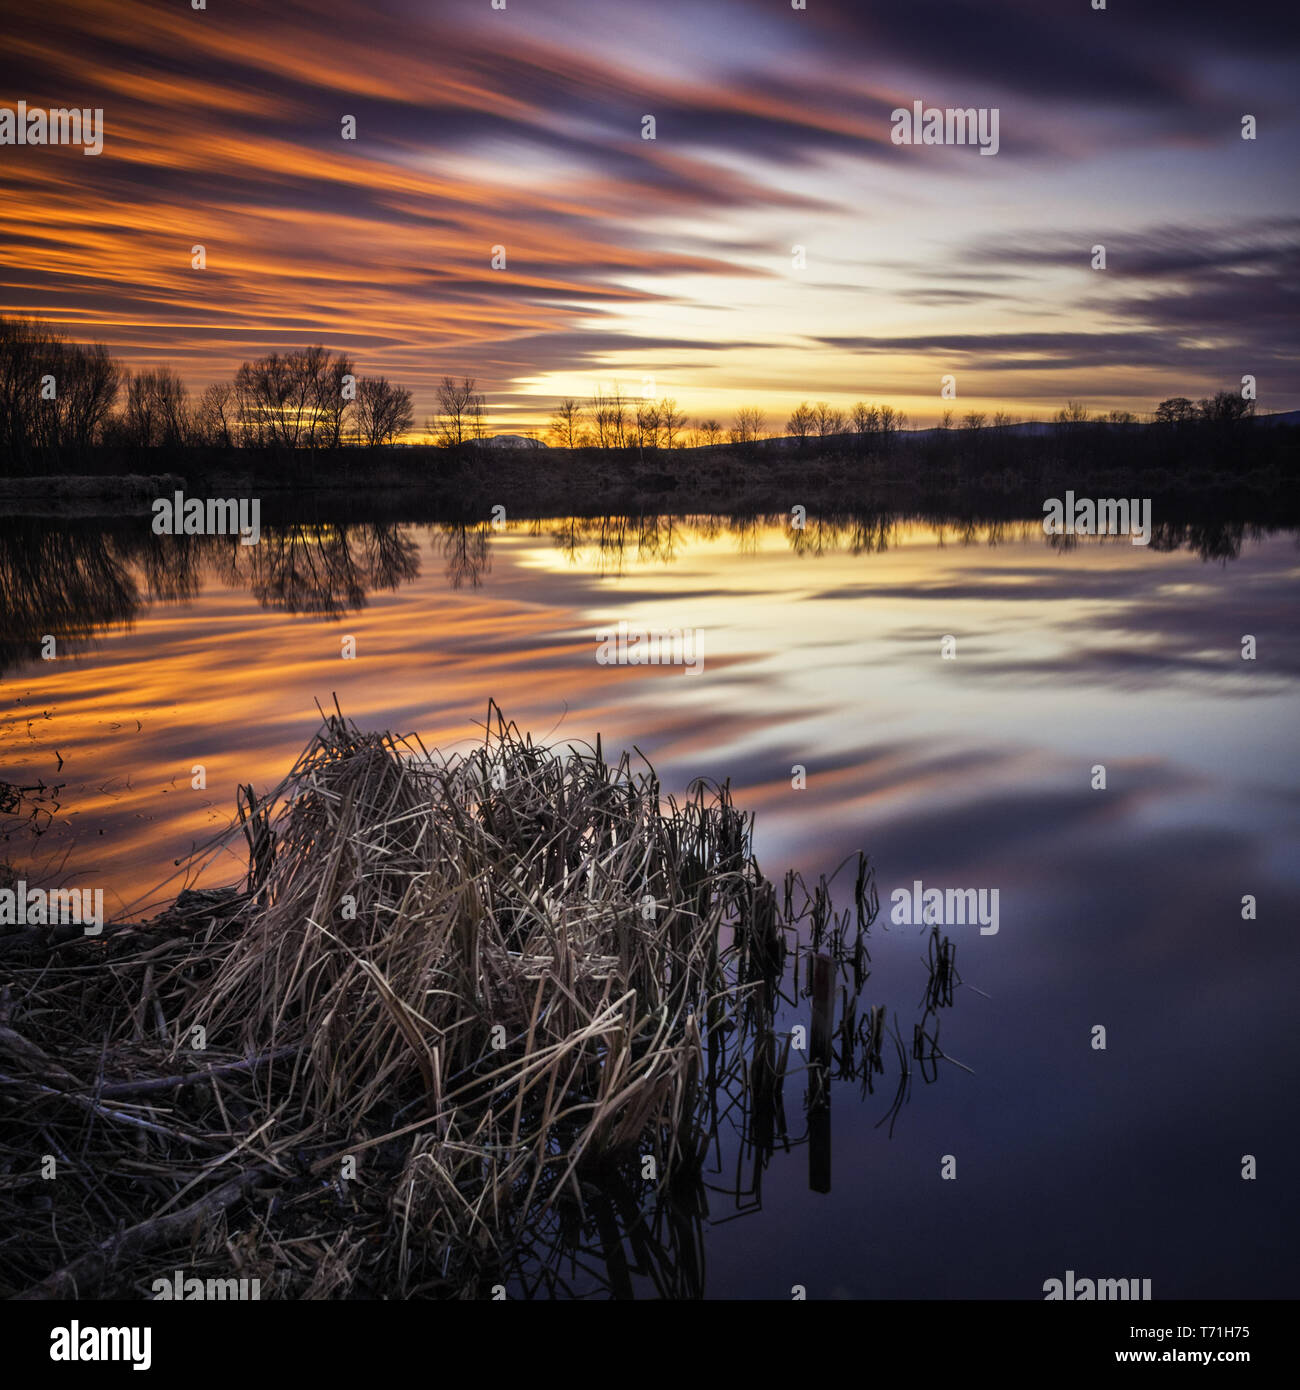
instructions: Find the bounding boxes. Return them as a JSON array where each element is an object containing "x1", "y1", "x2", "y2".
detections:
[{"x1": 4, "y1": 0, "x2": 1297, "y2": 432}]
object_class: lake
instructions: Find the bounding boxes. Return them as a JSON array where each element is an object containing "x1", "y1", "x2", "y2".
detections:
[{"x1": 2, "y1": 509, "x2": 1297, "y2": 1298}]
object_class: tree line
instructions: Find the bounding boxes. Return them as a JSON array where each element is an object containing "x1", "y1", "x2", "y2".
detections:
[
  {"x1": 0, "y1": 317, "x2": 414, "y2": 461},
  {"x1": 544, "y1": 391, "x2": 1254, "y2": 452},
  {"x1": 545, "y1": 394, "x2": 908, "y2": 452},
  {"x1": 0, "y1": 314, "x2": 1260, "y2": 467}
]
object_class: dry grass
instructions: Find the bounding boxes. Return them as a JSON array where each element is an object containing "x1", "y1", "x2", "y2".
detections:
[{"x1": 0, "y1": 701, "x2": 839, "y2": 1299}]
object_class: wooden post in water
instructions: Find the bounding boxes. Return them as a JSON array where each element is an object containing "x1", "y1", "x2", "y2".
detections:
[
  {"x1": 751, "y1": 983, "x2": 775, "y2": 1164},
  {"x1": 809, "y1": 951, "x2": 833, "y2": 1193},
  {"x1": 810, "y1": 952, "x2": 834, "y2": 1085}
]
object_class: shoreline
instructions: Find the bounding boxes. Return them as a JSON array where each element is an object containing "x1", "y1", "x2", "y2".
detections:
[{"x1": 1, "y1": 436, "x2": 1296, "y2": 526}]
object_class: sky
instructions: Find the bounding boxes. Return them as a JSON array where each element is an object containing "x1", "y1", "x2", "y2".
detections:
[{"x1": 2, "y1": 0, "x2": 1298, "y2": 432}]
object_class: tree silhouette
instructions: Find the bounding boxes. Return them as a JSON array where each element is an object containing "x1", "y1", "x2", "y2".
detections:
[{"x1": 547, "y1": 398, "x2": 584, "y2": 449}]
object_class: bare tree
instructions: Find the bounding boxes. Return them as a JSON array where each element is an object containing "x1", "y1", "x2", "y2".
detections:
[
  {"x1": 547, "y1": 398, "x2": 584, "y2": 449},
  {"x1": 284, "y1": 345, "x2": 329, "y2": 448},
  {"x1": 233, "y1": 356, "x2": 272, "y2": 445},
  {"x1": 697, "y1": 418, "x2": 723, "y2": 447},
  {"x1": 607, "y1": 385, "x2": 629, "y2": 449},
  {"x1": 193, "y1": 382, "x2": 236, "y2": 446},
  {"x1": 469, "y1": 391, "x2": 487, "y2": 441},
  {"x1": 787, "y1": 401, "x2": 815, "y2": 448},
  {"x1": 121, "y1": 367, "x2": 189, "y2": 447},
  {"x1": 729, "y1": 406, "x2": 766, "y2": 446},
  {"x1": 232, "y1": 347, "x2": 352, "y2": 448},
  {"x1": 316, "y1": 352, "x2": 356, "y2": 448},
  {"x1": 59, "y1": 341, "x2": 120, "y2": 451},
  {"x1": 1196, "y1": 390, "x2": 1253, "y2": 423},
  {"x1": 429, "y1": 375, "x2": 484, "y2": 447},
  {"x1": 658, "y1": 397, "x2": 686, "y2": 450},
  {"x1": 355, "y1": 376, "x2": 414, "y2": 446},
  {"x1": 962, "y1": 410, "x2": 986, "y2": 430},
  {"x1": 0, "y1": 316, "x2": 41, "y2": 458},
  {"x1": 586, "y1": 386, "x2": 628, "y2": 449},
  {"x1": 0, "y1": 318, "x2": 121, "y2": 458},
  {"x1": 878, "y1": 405, "x2": 904, "y2": 436},
  {"x1": 0, "y1": 318, "x2": 34, "y2": 455},
  {"x1": 851, "y1": 402, "x2": 880, "y2": 437},
  {"x1": 635, "y1": 399, "x2": 660, "y2": 453},
  {"x1": 234, "y1": 350, "x2": 282, "y2": 447},
  {"x1": 814, "y1": 401, "x2": 845, "y2": 437},
  {"x1": 587, "y1": 389, "x2": 609, "y2": 448}
]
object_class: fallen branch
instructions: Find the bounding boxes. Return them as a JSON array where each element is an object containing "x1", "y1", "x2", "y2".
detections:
[
  {"x1": 97, "y1": 1047, "x2": 300, "y2": 1099},
  {"x1": 0, "y1": 1072, "x2": 224, "y2": 1149},
  {"x1": 14, "y1": 1167, "x2": 275, "y2": 1300}
]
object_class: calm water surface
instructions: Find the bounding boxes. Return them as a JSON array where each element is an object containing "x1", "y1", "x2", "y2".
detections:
[{"x1": 2, "y1": 513, "x2": 1297, "y2": 1298}]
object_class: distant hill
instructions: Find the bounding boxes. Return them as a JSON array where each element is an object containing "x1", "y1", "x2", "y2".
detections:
[
  {"x1": 415, "y1": 413, "x2": 1297, "y2": 453},
  {"x1": 480, "y1": 434, "x2": 547, "y2": 450}
]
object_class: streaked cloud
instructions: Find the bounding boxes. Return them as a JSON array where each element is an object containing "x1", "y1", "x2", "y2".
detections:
[{"x1": 2, "y1": 0, "x2": 1296, "y2": 427}]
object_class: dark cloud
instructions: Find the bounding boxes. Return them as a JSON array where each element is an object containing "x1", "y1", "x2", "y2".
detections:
[
  {"x1": 810, "y1": 0, "x2": 1299, "y2": 111},
  {"x1": 814, "y1": 219, "x2": 1300, "y2": 374},
  {"x1": 815, "y1": 329, "x2": 1207, "y2": 370}
]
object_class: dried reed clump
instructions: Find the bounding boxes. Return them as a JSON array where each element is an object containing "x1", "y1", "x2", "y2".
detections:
[{"x1": 0, "y1": 702, "x2": 796, "y2": 1299}]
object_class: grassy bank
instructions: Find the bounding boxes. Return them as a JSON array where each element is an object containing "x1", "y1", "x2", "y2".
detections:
[{"x1": 3, "y1": 416, "x2": 1296, "y2": 525}]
